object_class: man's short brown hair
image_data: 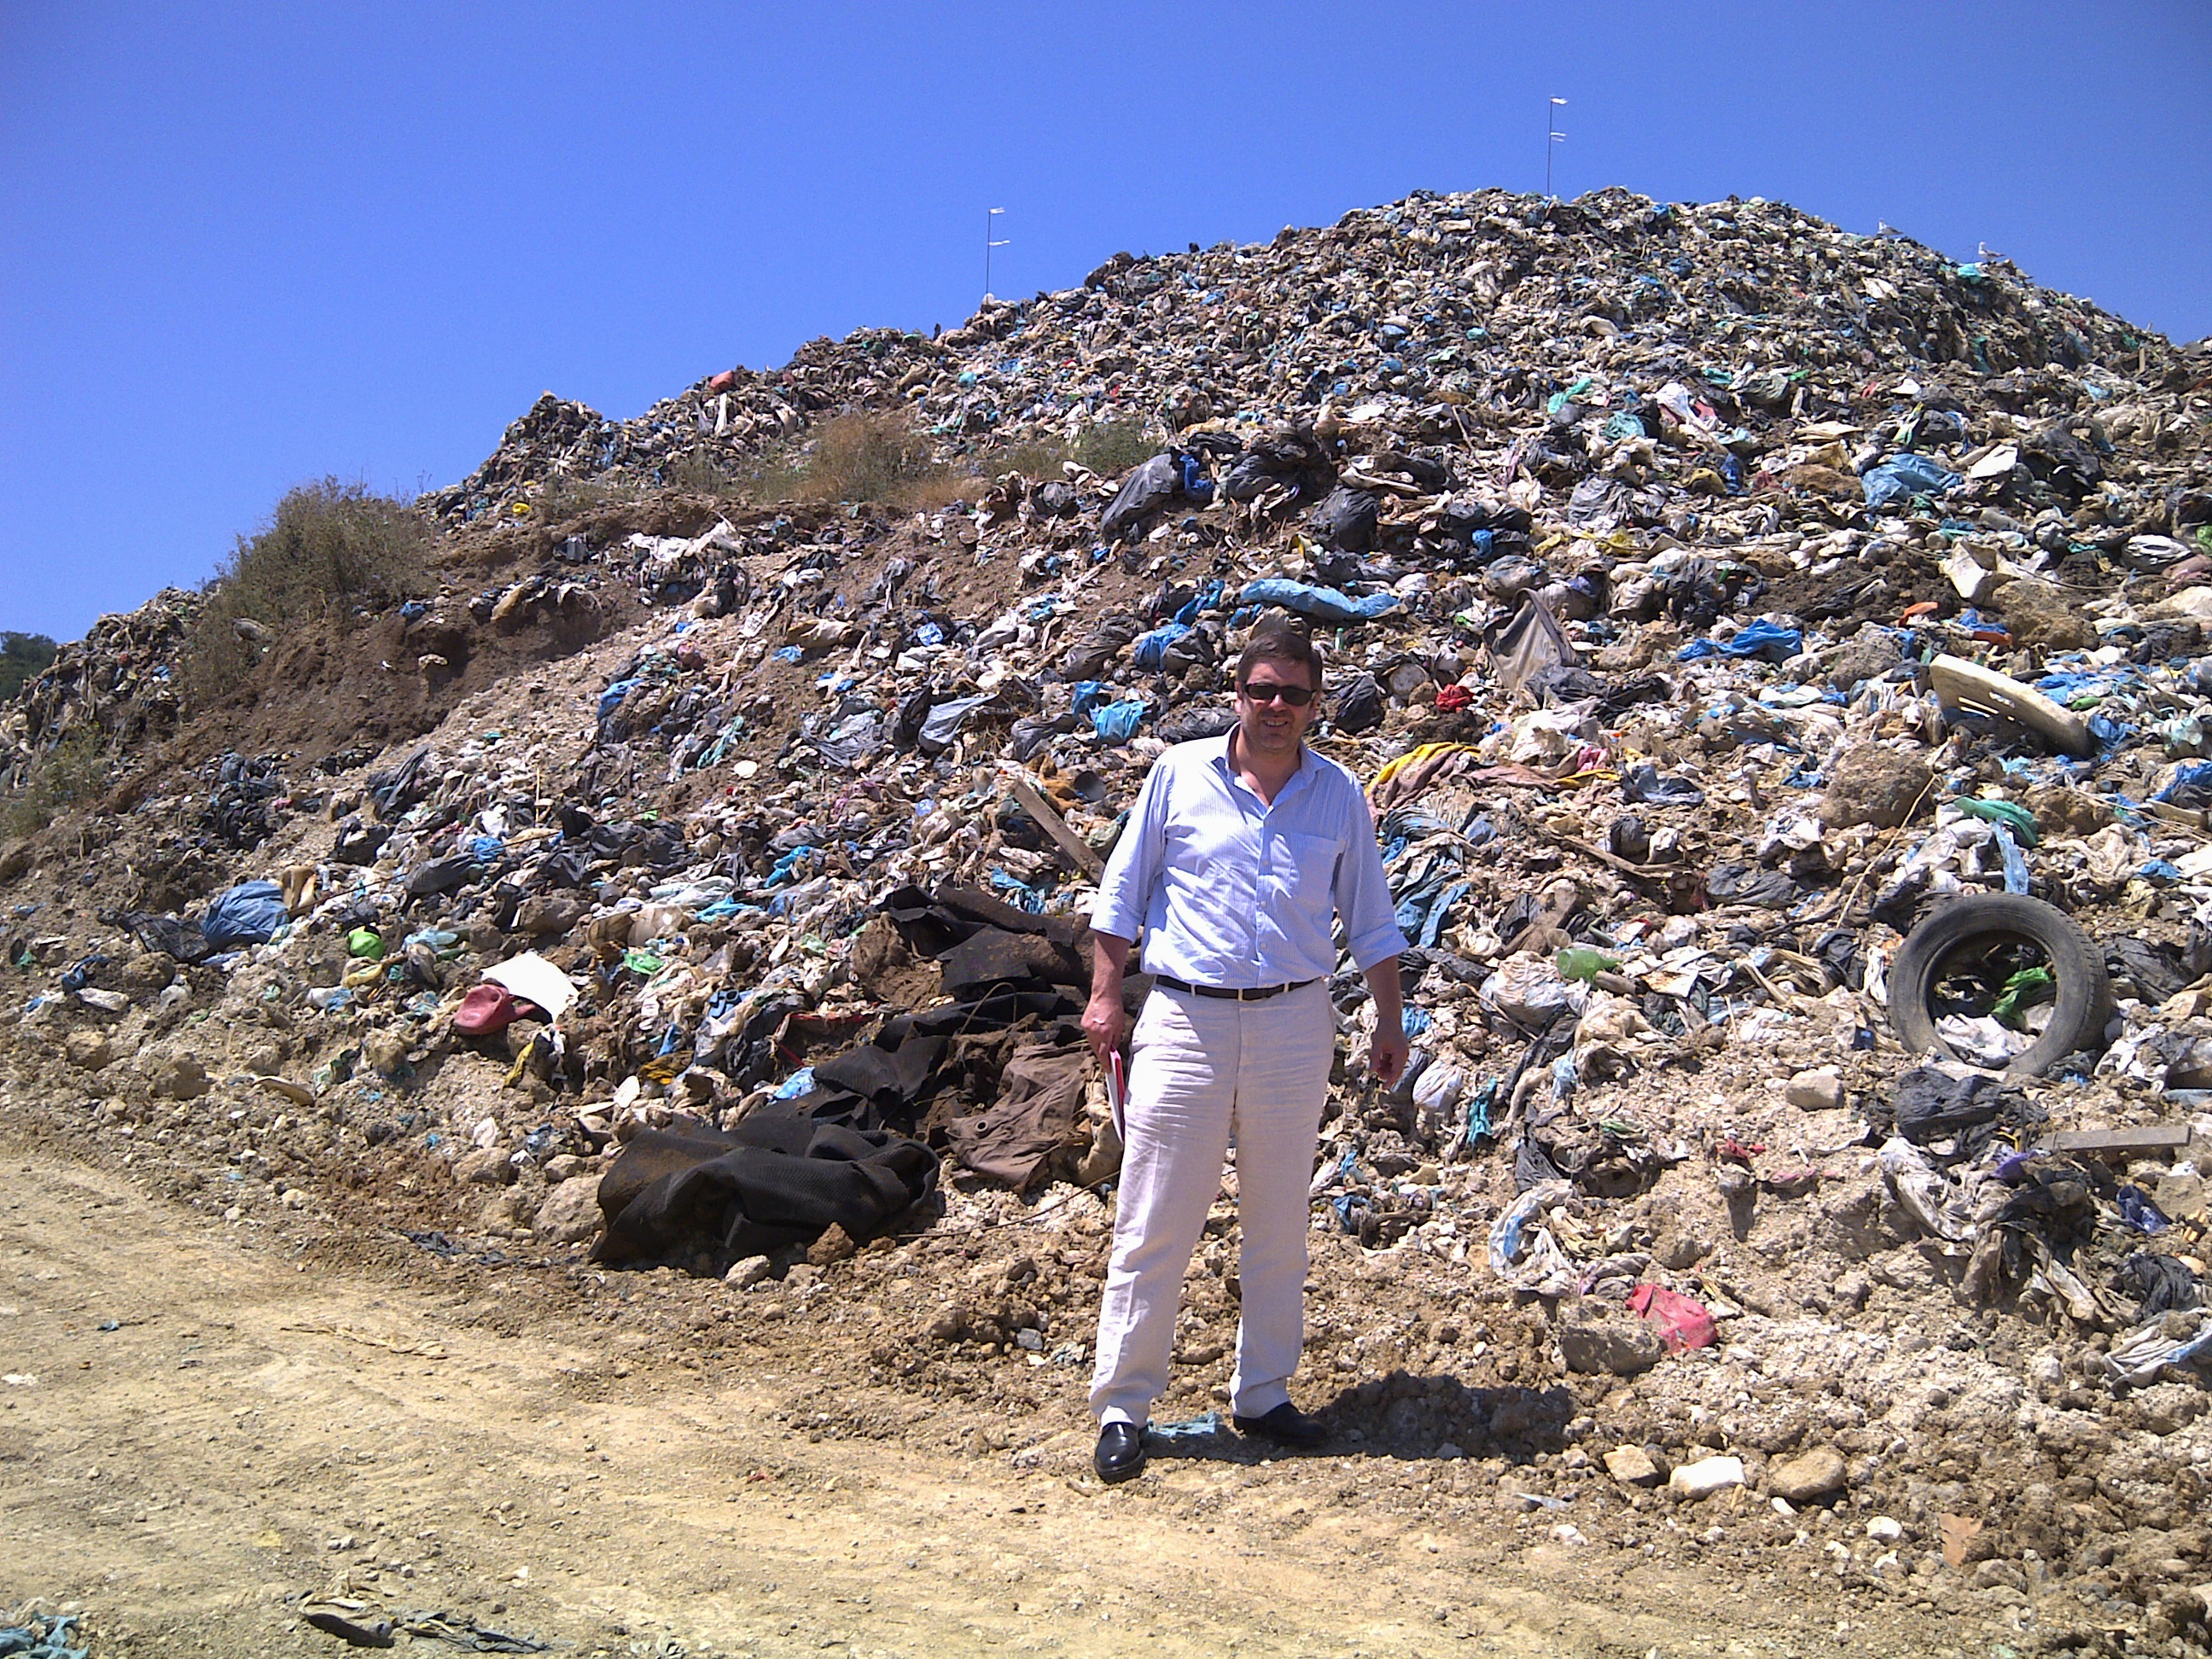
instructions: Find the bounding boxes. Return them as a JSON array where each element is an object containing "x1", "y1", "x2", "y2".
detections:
[{"x1": 1235, "y1": 617, "x2": 1323, "y2": 690}]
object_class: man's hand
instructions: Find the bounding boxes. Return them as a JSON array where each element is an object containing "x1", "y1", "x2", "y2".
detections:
[
  {"x1": 1362, "y1": 954, "x2": 1409, "y2": 1090},
  {"x1": 1084, "y1": 931, "x2": 1135, "y2": 1070},
  {"x1": 1082, "y1": 991, "x2": 1126, "y2": 1070},
  {"x1": 1365, "y1": 1023, "x2": 1410, "y2": 1090}
]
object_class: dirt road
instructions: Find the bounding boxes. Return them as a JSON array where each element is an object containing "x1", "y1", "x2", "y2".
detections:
[{"x1": 0, "y1": 1149, "x2": 1980, "y2": 1657}]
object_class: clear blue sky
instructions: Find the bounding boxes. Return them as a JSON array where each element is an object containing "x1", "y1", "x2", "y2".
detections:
[{"x1": 4, "y1": 2, "x2": 2207, "y2": 645}]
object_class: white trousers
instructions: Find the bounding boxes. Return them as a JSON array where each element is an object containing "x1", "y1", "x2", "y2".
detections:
[{"x1": 1089, "y1": 980, "x2": 1335, "y2": 1426}]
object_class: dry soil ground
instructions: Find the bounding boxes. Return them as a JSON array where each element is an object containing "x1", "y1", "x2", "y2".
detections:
[{"x1": 0, "y1": 1147, "x2": 2007, "y2": 1659}]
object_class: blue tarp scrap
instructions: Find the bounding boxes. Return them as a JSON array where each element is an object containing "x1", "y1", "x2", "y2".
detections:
[
  {"x1": 1237, "y1": 577, "x2": 1400, "y2": 626},
  {"x1": 988, "y1": 868, "x2": 1048, "y2": 912},
  {"x1": 2088, "y1": 712, "x2": 2133, "y2": 752},
  {"x1": 763, "y1": 845, "x2": 816, "y2": 888},
  {"x1": 0, "y1": 1615, "x2": 87, "y2": 1659},
  {"x1": 1676, "y1": 620, "x2": 1802, "y2": 663},
  {"x1": 1991, "y1": 822, "x2": 2031, "y2": 894},
  {"x1": 1172, "y1": 579, "x2": 1225, "y2": 626},
  {"x1": 201, "y1": 880, "x2": 288, "y2": 949},
  {"x1": 1463, "y1": 1078, "x2": 1498, "y2": 1147}
]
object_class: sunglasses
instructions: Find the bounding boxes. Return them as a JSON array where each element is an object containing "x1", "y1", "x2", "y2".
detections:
[{"x1": 1238, "y1": 680, "x2": 1316, "y2": 707}]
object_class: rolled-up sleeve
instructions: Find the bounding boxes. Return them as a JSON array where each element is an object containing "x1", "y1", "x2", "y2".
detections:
[
  {"x1": 1091, "y1": 757, "x2": 1169, "y2": 943},
  {"x1": 1333, "y1": 785, "x2": 1409, "y2": 971}
]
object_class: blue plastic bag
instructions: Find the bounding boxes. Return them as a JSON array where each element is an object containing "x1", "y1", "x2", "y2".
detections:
[
  {"x1": 201, "y1": 880, "x2": 288, "y2": 949},
  {"x1": 1131, "y1": 622, "x2": 1193, "y2": 669},
  {"x1": 597, "y1": 678, "x2": 640, "y2": 722},
  {"x1": 1178, "y1": 453, "x2": 1214, "y2": 504},
  {"x1": 2154, "y1": 762, "x2": 2212, "y2": 808},
  {"x1": 1862, "y1": 452, "x2": 1963, "y2": 509},
  {"x1": 1091, "y1": 699, "x2": 1148, "y2": 742},
  {"x1": 1237, "y1": 578, "x2": 1400, "y2": 626}
]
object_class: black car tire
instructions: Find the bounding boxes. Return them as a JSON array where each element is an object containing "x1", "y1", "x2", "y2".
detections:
[{"x1": 1888, "y1": 894, "x2": 2113, "y2": 1077}]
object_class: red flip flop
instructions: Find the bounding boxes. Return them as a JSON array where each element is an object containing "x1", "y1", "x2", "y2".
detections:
[{"x1": 454, "y1": 983, "x2": 543, "y2": 1036}]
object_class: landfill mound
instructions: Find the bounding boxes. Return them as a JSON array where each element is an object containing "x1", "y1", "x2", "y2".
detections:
[{"x1": 6, "y1": 185, "x2": 2212, "y2": 1647}]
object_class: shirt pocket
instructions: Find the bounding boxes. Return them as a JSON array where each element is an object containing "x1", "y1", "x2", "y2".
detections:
[{"x1": 1268, "y1": 830, "x2": 1341, "y2": 909}]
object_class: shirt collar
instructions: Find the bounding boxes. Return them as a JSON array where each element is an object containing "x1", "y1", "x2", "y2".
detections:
[{"x1": 1210, "y1": 728, "x2": 1314, "y2": 804}]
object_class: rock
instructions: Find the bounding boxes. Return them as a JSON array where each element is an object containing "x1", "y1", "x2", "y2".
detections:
[
  {"x1": 513, "y1": 893, "x2": 585, "y2": 937},
  {"x1": 725, "y1": 1254, "x2": 773, "y2": 1289},
  {"x1": 1768, "y1": 1447, "x2": 1848, "y2": 1503},
  {"x1": 1824, "y1": 622, "x2": 1904, "y2": 691},
  {"x1": 477, "y1": 1187, "x2": 533, "y2": 1231},
  {"x1": 807, "y1": 1224, "x2": 858, "y2": 1266},
  {"x1": 1820, "y1": 745, "x2": 1933, "y2": 830},
  {"x1": 1658, "y1": 1233, "x2": 1712, "y2": 1270},
  {"x1": 1994, "y1": 577, "x2": 2097, "y2": 651},
  {"x1": 1969, "y1": 1558, "x2": 2026, "y2": 1593},
  {"x1": 1784, "y1": 1068, "x2": 1844, "y2": 1112},
  {"x1": 64, "y1": 1030, "x2": 114, "y2": 1072},
  {"x1": 543, "y1": 1153, "x2": 589, "y2": 1184},
  {"x1": 2154, "y1": 1169, "x2": 2207, "y2": 1223},
  {"x1": 1604, "y1": 1446, "x2": 1661, "y2": 1486},
  {"x1": 150, "y1": 1053, "x2": 209, "y2": 1100},
  {"x1": 1668, "y1": 1455, "x2": 1745, "y2": 1499},
  {"x1": 453, "y1": 1147, "x2": 515, "y2": 1186},
  {"x1": 1866, "y1": 1515, "x2": 1905, "y2": 1543},
  {"x1": 362, "y1": 1027, "x2": 411, "y2": 1078},
  {"x1": 2025, "y1": 783, "x2": 2109, "y2": 839},
  {"x1": 1557, "y1": 1300, "x2": 1663, "y2": 1376},
  {"x1": 533, "y1": 1174, "x2": 603, "y2": 1243},
  {"x1": 115, "y1": 952, "x2": 174, "y2": 995}
]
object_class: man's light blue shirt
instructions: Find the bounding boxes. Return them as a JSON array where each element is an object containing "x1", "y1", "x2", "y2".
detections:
[{"x1": 1090, "y1": 734, "x2": 1407, "y2": 987}]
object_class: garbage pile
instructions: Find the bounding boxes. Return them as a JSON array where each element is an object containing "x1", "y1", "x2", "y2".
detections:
[
  {"x1": 0, "y1": 587, "x2": 196, "y2": 785},
  {"x1": 5, "y1": 185, "x2": 2212, "y2": 1627}
]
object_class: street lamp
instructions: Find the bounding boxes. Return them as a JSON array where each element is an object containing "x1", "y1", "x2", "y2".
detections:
[
  {"x1": 1545, "y1": 97, "x2": 1567, "y2": 199},
  {"x1": 984, "y1": 207, "x2": 1010, "y2": 301}
]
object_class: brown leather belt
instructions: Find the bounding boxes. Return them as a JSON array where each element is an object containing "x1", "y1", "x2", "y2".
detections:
[{"x1": 1150, "y1": 974, "x2": 1317, "y2": 1003}]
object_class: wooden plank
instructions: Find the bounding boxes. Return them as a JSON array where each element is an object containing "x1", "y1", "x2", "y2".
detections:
[
  {"x1": 1006, "y1": 776, "x2": 1106, "y2": 882},
  {"x1": 2046, "y1": 1125, "x2": 2192, "y2": 1155}
]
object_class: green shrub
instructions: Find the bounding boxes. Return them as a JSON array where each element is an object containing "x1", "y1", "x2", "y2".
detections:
[
  {"x1": 751, "y1": 410, "x2": 969, "y2": 510},
  {"x1": 1072, "y1": 418, "x2": 1155, "y2": 476},
  {"x1": 0, "y1": 632, "x2": 57, "y2": 703},
  {"x1": 181, "y1": 480, "x2": 429, "y2": 705},
  {"x1": 0, "y1": 729, "x2": 107, "y2": 839},
  {"x1": 659, "y1": 449, "x2": 746, "y2": 500}
]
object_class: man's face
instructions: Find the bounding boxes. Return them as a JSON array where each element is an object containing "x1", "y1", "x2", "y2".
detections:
[{"x1": 1235, "y1": 657, "x2": 1318, "y2": 759}]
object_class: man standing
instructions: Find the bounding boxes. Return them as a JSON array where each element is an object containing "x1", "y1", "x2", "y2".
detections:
[{"x1": 1081, "y1": 617, "x2": 1410, "y2": 1484}]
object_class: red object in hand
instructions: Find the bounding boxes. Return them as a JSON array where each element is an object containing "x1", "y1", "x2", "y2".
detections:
[{"x1": 1627, "y1": 1284, "x2": 1717, "y2": 1353}]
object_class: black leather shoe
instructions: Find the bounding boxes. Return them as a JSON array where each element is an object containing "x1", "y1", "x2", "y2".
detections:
[
  {"x1": 1231, "y1": 1403, "x2": 1330, "y2": 1448},
  {"x1": 1094, "y1": 1422, "x2": 1147, "y2": 1483}
]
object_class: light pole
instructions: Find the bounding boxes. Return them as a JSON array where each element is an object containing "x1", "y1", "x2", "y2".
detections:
[
  {"x1": 985, "y1": 207, "x2": 1010, "y2": 301},
  {"x1": 1545, "y1": 97, "x2": 1567, "y2": 198}
]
